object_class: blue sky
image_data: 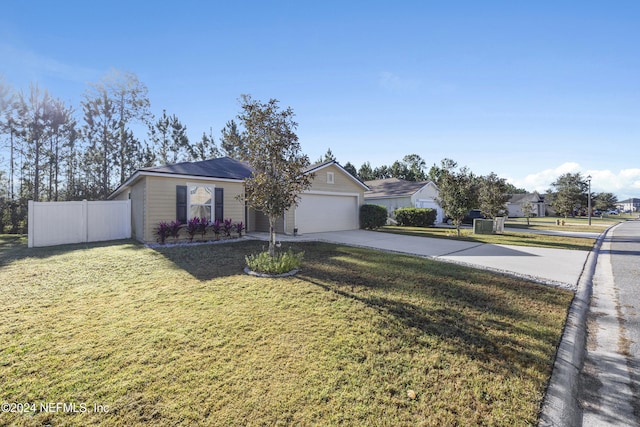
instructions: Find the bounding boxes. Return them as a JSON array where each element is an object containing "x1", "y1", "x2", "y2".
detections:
[{"x1": 2, "y1": 1, "x2": 639, "y2": 198}]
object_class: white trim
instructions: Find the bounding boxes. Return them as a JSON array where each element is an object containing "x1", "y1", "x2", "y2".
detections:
[
  {"x1": 187, "y1": 182, "x2": 216, "y2": 221},
  {"x1": 326, "y1": 171, "x2": 335, "y2": 184}
]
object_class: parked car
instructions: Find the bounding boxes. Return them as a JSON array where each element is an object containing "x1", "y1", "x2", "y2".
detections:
[
  {"x1": 444, "y1": 209, "x2": 485, "y2": 225},
  {"x1": 607, "y1": 209, "x2": 619, "y2": 215}
]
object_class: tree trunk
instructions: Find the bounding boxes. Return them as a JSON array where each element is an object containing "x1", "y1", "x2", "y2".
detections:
[{"x1": 268, "y1": 215, "x2": 277, "y2": 257}]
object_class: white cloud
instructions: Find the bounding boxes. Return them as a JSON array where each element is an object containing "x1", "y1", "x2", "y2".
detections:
[{"x1": 509, "y1": 162, "x2": 640, "y2": 199}]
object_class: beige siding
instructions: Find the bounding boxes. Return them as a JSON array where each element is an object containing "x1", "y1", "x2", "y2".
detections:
[
  {"x1": 143, "y1": 176, "x2": 245, "y2": 243},
  {"x1": 309, "y1": 164, "x2": 365, "y2": 197},
  {"x1": 131, "y1": 179, "x2": 146, "y2": 242},
  {"x1": 112, "y1": 180, "x2": 146, "y2": 242}
]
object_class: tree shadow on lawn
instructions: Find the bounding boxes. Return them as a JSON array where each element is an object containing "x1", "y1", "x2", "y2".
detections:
[
  {"x1": 0, "y1": 237, "x2": 144, "y2": 269},
  {"x1": 297, "y1": 243, "x2": 573, "y2": 381},
  {"x1": 151, "y1": 239, "x2": 268, "y2": 280}
]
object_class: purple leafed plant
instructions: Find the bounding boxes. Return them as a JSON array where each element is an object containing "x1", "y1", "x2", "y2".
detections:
[
  {"x1": 210, "y1": 219, "x2": 222, "y2": 239},
  {"x1": 169, "y1": 220, "x2": 181, "y2": 241},
  {"x1": 198, "y1": 217, "x2": 208, "y2": 238},
  {"x1": 234, "y1": 221, "x2": 244, "y2": 237},
  {"x1": 156, "y1": 221, "x2": 171, "y2": 244},
  {"x1": 187, "y1": 217, "x2": 199, "y2": 241},
  {"x1": 223, "y1": 218, "x2": 233, "y2": 237}
]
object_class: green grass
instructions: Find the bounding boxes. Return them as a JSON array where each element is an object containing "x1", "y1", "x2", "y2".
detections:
[
  {"x1": 0, "y1": 236, "x2": 573, "y2": 426},
  {"x1": 380, "y1": 225, "x2": 596, "y2": 251}
]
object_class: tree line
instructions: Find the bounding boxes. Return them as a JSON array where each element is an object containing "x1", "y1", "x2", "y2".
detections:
[{"x1": 0, "y1": 70, "x2": 245, "y2": 232}]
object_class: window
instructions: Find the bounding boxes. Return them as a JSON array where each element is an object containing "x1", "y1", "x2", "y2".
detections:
[
  {"x1": 327, "y1": 172, "x2": 335, "y2": 184},
  {"x1": 189, "y1": 185, "x2": 213, "y2": 221},
  {"x1": 177, "y1": 185, "x2": 223, "y2": 224}
]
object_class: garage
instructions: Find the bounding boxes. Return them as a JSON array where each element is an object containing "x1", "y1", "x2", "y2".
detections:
[
  {"x1": 295, "y1": 193, "x2": 359, "y2": 233},
  {"x1": 416, "y1": 199, "x2": 444, "y2": 224}
]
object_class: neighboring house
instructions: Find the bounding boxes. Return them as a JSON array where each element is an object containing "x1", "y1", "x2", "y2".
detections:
[
  {"x1": 364, "y1": 178, "x2": 444, "y2": 224},
  {"x1": 506, "y1": 193, "x2": 546, "y2": 218},
  {"x1": 617, "y1": 198, "x2": 640, "y2": 213},
  {"x1": 109, "y1": 157, "x2": 368, "y2": 243}
]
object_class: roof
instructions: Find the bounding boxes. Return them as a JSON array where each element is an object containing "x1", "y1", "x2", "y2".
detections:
[
  {"x1": 109, "y1": 157, "x2": 369, "y2": 199},
  {"x1": 364, "y1": 178, "x2": 435, "y2": 198},
  {"x1": 140, "y1": 156, "x2": 253, "y2": 180},
  {"x1": 507, "y1": 192, "x2": 544, "y2": 204}
]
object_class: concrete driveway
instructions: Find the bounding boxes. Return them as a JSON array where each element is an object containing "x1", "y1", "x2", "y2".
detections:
[{"x1": 291, "y1": 229, "x2": 591, "y2": 289}]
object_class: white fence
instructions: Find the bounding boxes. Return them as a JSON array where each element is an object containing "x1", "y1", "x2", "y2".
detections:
[{"x1": 28, "y1": 200, "x2": 131, "y2": 248}]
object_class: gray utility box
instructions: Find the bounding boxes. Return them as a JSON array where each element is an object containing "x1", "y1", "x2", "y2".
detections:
[{"x1": 473, "y1": 218, "x2": 495, "y2": 234}]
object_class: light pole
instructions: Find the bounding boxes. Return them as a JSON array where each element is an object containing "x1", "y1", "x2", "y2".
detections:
[{"x1": 587, "y1": 175, "x2": 592, "y2": 226}]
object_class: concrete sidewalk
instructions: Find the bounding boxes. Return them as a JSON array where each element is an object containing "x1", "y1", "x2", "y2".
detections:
[{"x1": 249, "y1": 229, "x2": 590, "y2": 289}]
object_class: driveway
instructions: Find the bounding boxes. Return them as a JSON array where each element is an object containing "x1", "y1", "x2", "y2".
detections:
[{"x1": 287, "y1": 229, "x2": 591, "y2": 289}]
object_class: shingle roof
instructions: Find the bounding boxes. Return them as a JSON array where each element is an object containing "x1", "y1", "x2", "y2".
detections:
[
  {"x1": 364, "y1": 178, "x2": 433, "y2": 198},
  {"x1": 140, "y1": 156, "x2": 253, "y2": 180}
]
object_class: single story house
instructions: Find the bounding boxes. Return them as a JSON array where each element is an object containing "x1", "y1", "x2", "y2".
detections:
[
  {"x1": 109, "y1": 156, "x2": 369, "y2": 243},
  {"x1": 364, "y1": 178, "x2": 444, "y2": 224},
  {"x1": 505, "y1": 193, "x2": 546, "y2": 218}
]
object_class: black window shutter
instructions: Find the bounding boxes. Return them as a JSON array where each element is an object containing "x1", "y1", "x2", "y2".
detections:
[
  {"x1": 176, "y1": 185, "x2": 187, "y2": 223},
  {"x1": 215, "y1": 188, "x2": 224, "y2": 221}
]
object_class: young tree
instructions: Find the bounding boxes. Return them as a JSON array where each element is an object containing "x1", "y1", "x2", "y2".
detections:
[
  {"x1": 478, "y1": 172, "x2": 510, "y2": 218},
  {"x1": 521, "y1": 200, "x2": 535, "y2": 225},
  {"x1": 437, "y1": 166, "x2": 477, "y2": 237},
  {"x1": 238, "y1": 95, "x2": 312, "y2": 256}
]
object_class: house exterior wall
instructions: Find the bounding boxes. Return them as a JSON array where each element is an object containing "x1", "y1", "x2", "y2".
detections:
[
  {"x1": 364, "y1": 196, "x2": 412, "y2": 216},
  {"x1": 283, "y1": 164, "x2": 366, "y2": 234},
  {"x1": 410, "y1": 184, "x2": 439, "y2": 205},
  {"x1": 143, "y1": 176, "x2": 245, "y2": 243},
  {"x1": 112, "y1": 179, "x2": 146, "y2": 242}
]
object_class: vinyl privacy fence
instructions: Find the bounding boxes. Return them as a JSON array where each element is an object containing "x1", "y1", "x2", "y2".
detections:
[{"x1": 28, "y1": 200, "x2": 131, "y2": 248}]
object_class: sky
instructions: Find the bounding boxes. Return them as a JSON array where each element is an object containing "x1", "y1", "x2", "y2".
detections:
[{"x1": 1, "y1": 1, "x2": 639, "y2": 199}]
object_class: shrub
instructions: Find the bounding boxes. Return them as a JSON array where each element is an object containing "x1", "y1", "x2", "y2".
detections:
[
  {"x1": 360, "y1": 204, "x2": 388, "y2": 229},
  {"x1": 223, "y1": 219, "x2": 234, "y2": 237},
  {"x1": 156, "y1": 221, "x2": 171, "y2": 244},
  {"x1": 197, "y1": 217, "x2": 208, "y2": 238},
  {"x1": 395, "y1": 207, "x2": 437, "y2": 227},
  {"x1": 211, "y1": 220, "x2": 222, "y2": 239},
  {"x1": 186, "y1": 217, "x2": 199, "y2": 241},
  {"x1": 234, "y1": 221, "x2": 244, "y2": 237},
  {"x1": 245, "y1": 249, "x2": 304, "y2": 275},
  {"x1": 168, "y1": 220, "x2": 181, "y2": 241}
]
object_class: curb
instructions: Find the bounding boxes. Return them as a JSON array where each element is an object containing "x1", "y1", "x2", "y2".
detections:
[{"x1": 538, "y1": 225, "x2": 616, "y2": 426}]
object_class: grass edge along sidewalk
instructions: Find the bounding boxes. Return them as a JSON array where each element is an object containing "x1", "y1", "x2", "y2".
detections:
[{"x1": 1, "y1": 237, "x2": 573, "y2": 426}]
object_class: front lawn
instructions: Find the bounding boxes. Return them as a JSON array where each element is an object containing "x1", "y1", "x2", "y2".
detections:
[{"x1": 0, "y1": 237, "x2": 573, "y2": 426}]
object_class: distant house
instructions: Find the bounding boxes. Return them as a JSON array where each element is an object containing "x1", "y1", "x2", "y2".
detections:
[
  {"x1": 617, "y1": 198, "x2": 640, "y2": 213},
  {"x1": 506, "y1": 193, "x2": 546, "y2": 218},
  {"x1": 109, "y1": 157, "x2": 368, "y2": 242},
  {"x1": 364, "y1": 178, "x2": 444, "y2": 223}
]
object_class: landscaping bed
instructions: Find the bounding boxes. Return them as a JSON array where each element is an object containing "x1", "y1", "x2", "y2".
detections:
[{"x1": 0, "y1": 236, "x2": 572, "y2": 426}]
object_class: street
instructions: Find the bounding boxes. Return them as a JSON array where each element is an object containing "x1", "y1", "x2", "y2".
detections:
[{"x1": 581, "y1": 220, "x2": 640, "y2": 426}]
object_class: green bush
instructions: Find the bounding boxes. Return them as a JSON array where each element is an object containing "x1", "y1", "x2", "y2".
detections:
[
  {"x1": 394, "y1": 207, "x2": 437, "y2": 227},
  {"x1": 360, "y1": 204, "x2": 388, "y2": 229},
  {"x1": 245, "y1": 249, "x2": 304, "y2": 274}
]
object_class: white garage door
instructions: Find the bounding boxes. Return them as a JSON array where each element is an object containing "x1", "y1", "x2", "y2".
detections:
[{"x1": 296, "y1": 194, "x2": 358, "y2": 233}]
